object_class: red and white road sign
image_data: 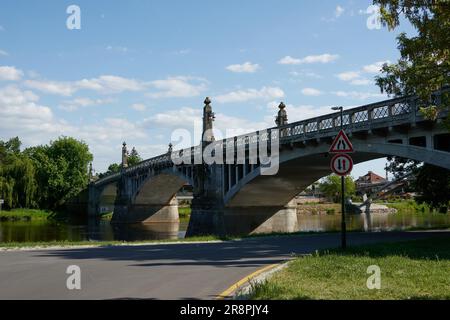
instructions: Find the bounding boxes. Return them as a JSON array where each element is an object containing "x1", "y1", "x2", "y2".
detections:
[
  {"x1": 329, "y1": 130, "x2": 354, "y2": 153},
  {"x1": 330, "y1": 153, "x2": 353, "y2": 176}
]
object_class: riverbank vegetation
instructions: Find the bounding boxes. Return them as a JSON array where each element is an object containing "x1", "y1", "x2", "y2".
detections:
[
  {"x1": 0, "y1": 136, "x2": 92, "y2": 211},
  {"x1": 250, "y1": 237, "x2": 450, "y2": 300},
  {"x1": 0, "y1": 209, "x2": 53, "y2": 221}
]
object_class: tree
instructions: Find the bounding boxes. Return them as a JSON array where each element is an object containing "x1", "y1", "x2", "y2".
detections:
[
  {"x1": 128, "y1": 147, "x2": 142, "y2": 166},
  {"x1": 374, "y1": 0, "x2": 450, "y2": 123},
  {"x1": 0, "y1": 137, "x2": 37, "y2": 209},
  {"x1": 98, "y1": 163, "x2": 121, "y2": 178},
  {"x1": 319, "y1": 175, "x2": 356, "y2": 203},
  {"x1": 386, "y1": 158, "x2": 450, "y2": 211},
  {"x1": 415, "y1": 165, "x2": 450, "y2": 212},
  {"x1": 25, "y1": 137, "x2": 93, "y2": 209},
  {"x1": 375, "y1": 0, "x2": 450, "y2": 211},
  {"x1": 98, "y1": 147, "x2": 142, "y2": 178}
]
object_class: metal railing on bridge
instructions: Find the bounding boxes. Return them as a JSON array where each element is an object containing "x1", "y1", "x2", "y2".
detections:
[{"x1": 94, "y1": 87, "x2": 448, "y2": 186}]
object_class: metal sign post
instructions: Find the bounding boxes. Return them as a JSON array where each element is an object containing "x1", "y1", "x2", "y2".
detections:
[{"x1": 329, "y1": 111, "x2": 354, "y2": 249}]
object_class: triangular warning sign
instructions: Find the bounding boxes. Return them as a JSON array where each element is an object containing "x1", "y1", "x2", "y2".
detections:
[{"x1": 329, "y1": 130, "x2": 354, "y2": 153}]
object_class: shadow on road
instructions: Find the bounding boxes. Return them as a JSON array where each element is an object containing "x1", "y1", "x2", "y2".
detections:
[{"x1": 33, "y1": 231, "x2": 450, "y2": 268}]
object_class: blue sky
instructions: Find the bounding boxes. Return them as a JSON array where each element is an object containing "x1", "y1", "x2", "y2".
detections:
[{"x1": 0, "y1": 0, "x2": 414, "y2": 178}]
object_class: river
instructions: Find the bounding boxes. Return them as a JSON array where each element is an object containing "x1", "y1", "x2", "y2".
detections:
[{"x1": 0, "y1": 211, "x2": 449, "y2": 243}]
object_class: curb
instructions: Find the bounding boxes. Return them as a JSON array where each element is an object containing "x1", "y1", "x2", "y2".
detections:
[{"x1": 217, "y1": 261, "x2": 290, "y2": 300}]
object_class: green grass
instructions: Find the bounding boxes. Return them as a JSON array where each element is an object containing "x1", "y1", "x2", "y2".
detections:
[
  {"x1": 250, "y1": 237, "x2": 450, "y2": 300},
  {"x1": 382, "y1": 200, "x2": 433, "y2": 213},
  {"x1": 178, "y1": 206, "x2": 191, "y2": 218},
  {"x1": 0, "y1": 209, "x2": 53, "y2": 221},
  {"x1": 0, "y1": 234, "x2": 234, "y2": 249},
  {"x1": 100, "y1": 212, "x2": 114, "y2": 220}
]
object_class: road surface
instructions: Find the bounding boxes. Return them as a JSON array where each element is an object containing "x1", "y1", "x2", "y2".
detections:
[{"x1": 0, "y1": 230, "x2": 448, "y2": 299}]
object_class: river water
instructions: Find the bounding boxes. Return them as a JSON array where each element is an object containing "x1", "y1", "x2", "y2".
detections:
[{"x1": 0, "y1": 211, "x2": 449, "y2": 243}]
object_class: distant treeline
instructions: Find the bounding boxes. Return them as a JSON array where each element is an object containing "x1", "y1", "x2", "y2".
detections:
[{"x1": 0, "y1": 136, "x2": 92, "y2": 210}]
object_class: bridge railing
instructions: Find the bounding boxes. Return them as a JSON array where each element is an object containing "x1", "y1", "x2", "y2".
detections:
[{"x1": 94, "y1": 87, "x2": 448, "y2": 185}]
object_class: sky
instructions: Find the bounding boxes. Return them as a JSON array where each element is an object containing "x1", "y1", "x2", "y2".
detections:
[{"x1": 0, "y1": 0, "x2": 415, "y2": 179}]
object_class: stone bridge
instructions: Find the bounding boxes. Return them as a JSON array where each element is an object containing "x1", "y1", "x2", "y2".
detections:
[{"x1": 89, "y1": 88, "x2": 450, "y2": 236}]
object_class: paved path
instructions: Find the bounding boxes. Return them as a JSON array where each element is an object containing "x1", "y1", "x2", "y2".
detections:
[{"x1": 0, "y1": 230, "x2": 448, "y2": 299}]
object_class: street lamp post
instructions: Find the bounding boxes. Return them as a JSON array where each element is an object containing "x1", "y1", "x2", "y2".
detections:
[{"x1": 332, "y1": 106, "x2": 347, "y2": 249}]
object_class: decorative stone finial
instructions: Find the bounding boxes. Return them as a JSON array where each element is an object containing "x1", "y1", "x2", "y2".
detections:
[
  {"x1": 168, "y1": 142, "x2": 173, "y2": 153},
  {"x1": 275, "y1": 102, "x2": 288, "y2": 127},
  {"x1": 121, "y1": 142, "x2": 128, "y2": 168},
  {"x1": 202, "y1": 97, "x2": 215, "y2": 143}
]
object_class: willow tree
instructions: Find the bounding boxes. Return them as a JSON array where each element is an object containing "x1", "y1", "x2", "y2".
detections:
[{"x1": 0, "y1": 138, "x2": 37, "y2": 209}]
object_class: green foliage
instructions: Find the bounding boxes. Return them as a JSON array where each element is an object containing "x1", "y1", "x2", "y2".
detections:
[
  {"x1": 98, "y1": 146, "x2": 142, "y2": 178},
  {"x1": 415, "y1": 165, "x2": 450, "y2": 212},
  {"x1": 0, "y1": 137, "x2": 37, "y2": 209},
  {"x1": 128, "y1": 147, "x2": 142, "y2": 166},
  {"x1": 386, "y1": 156, "x2": 450, "y2": 211},
  {"x1": 0, "y1": 136, "x2": 93, "y2": 210},
  {"x1": 98, "y1": 163, "x2": 121, "y2": 179},
  {"x1": 373, "y1": 0, "x2": 450, "y2": 122},
  {"x1": 319, "y1": 175, "x2": 356, "y2": 203}
]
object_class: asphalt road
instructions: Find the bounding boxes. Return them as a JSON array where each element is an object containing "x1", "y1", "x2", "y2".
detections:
[{"x1": 0, "y1": 230, "x2": 448, "y2": 300}]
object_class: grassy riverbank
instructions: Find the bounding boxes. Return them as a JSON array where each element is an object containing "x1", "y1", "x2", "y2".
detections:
[
  {"x1": 250, "y1": 237, "x2": 450, "y2": 300},
  {"x1": 383, "y1": 200, "x2": 433, "y2": 213},
  {"x1": 0, "y1": 209, "x2": 54, "y2": 221},
  {"x1": 0, "y1": 234, "x2": 233, "y2": 249}
]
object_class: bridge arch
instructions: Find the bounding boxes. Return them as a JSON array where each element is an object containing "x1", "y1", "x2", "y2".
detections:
[
  {"x1": 112, "y1": 168, "x2": 194, "y2": 223},
  {"x1": 225, "y1": 140, "x2": 450, "y2": 207},
  {"x1": 216, "y1": 138, "x2": 450, "y2": 235}
]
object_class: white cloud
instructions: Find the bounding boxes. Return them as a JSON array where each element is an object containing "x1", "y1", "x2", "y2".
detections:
[
  {"x1": 362, "y1": 60, "x2": 390, "y2": 73},
  {"x1": 173, "y1": 49, "x2": 191, "y2": 55},
  {"x1": 278, "y1": 56, "x2": 301, "y2": 65},
  {"x1": 24, "y1": 79, "x2": 77, "y2": 96},
  {"x1": 226, "y1": 62, "x2": 260, "y2": 73},
  {"x1": 25, "y1": 75, "x2": 147, "y2": 96},
  {"x1": 147, "y1": 76, "x2": 207, "y2": 98},
  {"x1": 335, "y1": 5, "x2": 345, "y2": 18},
  {"x1": 0, "y1": 84, "x2": 153, "y2": 172},
  {"x1": 144, "y1": 107, "x2": 201, "y2": 127},
  {"x1": 267, "y1": 101, "x2": 334, "y2": 122},
  {"x1": 332, "y1": 91, "x2": 384, "y2": 100},
  {"x1": 130, "y1": 103, "x2": 147, "y2": 111},
  {"x1": 289, "y1": 71, "x2": 322, "y2": 79},
  {"x1": 336, "y1": 60, "x2": 390, "y2": 86},
  {"x1": 336, "y1": 71, "x2": 360, "y2": 81},
  {"x1": 301, "y1": 88, "x2": 322, "y2": 96},
  {"x1": 76, "y1": 75, "x2": 145, "y2": 94},
  {"x1": 0, "y1": 49, "x2": 8, "y2": 56},
  {"x1": 0, "y1": 66, "x2": 23, "y2": 81},
  {"x1": 59, "y1": 97, "x2": 114, "y2": 111},
  {"x1": 215, "y1": 86, "x2": 284, "y2": 103},
  {"x1": 350, "y1": 78, "x2": 371, "y2": 86},
  {"x1": 106, "y1": 45, "x2": 129, "y2": 53},
  {"x1": 278, "y1": 54, "x2": 339, "y2": 65}
]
